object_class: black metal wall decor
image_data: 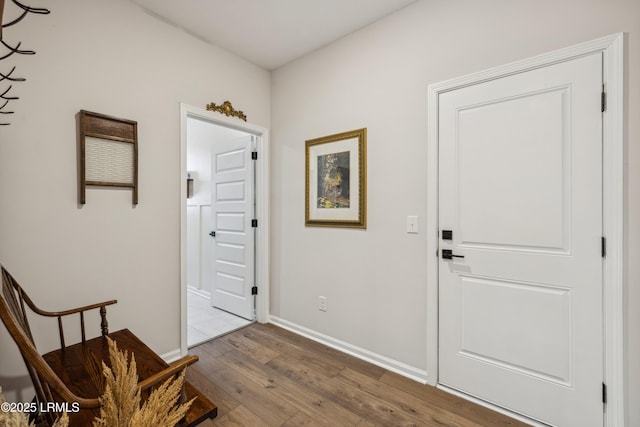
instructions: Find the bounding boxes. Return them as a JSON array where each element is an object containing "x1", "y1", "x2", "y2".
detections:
[{"x1": 0, "y1": 0, "x2": 50, "y2": 125}]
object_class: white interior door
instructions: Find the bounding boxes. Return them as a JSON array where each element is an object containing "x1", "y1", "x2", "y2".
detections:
[
  {"x1": 210, "y1": 135, "x2": 255, "y2": 320},
  {"x1": 438, "y1": 53, "x2": 603, "y2": 426}
]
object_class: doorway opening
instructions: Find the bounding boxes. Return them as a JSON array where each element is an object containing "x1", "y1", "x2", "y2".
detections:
[{"x1": 179, "y1": 103, "x2": 270, "y2": 355}]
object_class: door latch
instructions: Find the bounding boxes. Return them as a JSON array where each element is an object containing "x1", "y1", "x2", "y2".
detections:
[
  {"x1": 209, "y1": 231, "x2": 216, "y2": 238},
  {"x1": 441, "y1": 249, "x2": 464, "y2": 260}
]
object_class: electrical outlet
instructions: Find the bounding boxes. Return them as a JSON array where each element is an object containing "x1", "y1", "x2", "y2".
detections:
[{"x1": 318, "y1": 296, "x2": 328, "y2": 312}]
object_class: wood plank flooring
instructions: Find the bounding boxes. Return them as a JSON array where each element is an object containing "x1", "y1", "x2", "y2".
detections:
[{"x1": 185, "y1": 323, "x2": 530, "y2": 427}]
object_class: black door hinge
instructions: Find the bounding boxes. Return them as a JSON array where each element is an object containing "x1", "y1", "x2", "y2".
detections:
[
  {"x1": 252, "y1": 219, "x2": 258, "y2": 228},
  {"x1": 603, "y1": 383, "x2": 607, "y2": 404},
  {"x1": 602, "y1": 237, "x2": 606, "y2": 258},
  {"x1": 251, "y1": 286, "x2": 258, "y2": 295},
  {"x1": 251, "y1": 151, "x2": 258, "y2": 160},
  {"x1": 601, "y1": 87, "x2": 607, "y2": 112}
]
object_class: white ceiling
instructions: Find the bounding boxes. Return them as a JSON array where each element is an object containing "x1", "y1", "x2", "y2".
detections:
[{"x1": 129, "y1": 0, "x2": 418, "y2": 70}]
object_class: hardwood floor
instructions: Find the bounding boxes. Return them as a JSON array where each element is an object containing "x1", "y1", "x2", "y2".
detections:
[{"x1": 185, "y1": 323, "x2": 530, "y2": 427}]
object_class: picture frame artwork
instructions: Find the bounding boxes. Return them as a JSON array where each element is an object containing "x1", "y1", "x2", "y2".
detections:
[{"x1": 305, "y1": 128, "x2": 366, "y2": 228}]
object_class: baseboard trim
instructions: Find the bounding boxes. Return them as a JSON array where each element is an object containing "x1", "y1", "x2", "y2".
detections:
[
  {"x1": 268, "y1": 316, "x2": 428, "y2": 383},
  {"x1": 187, "y1": 287, "x2": 210, "y2": 300},
  {"x1": 160, "y1": 348, "x2": 182, "y2": 363}
]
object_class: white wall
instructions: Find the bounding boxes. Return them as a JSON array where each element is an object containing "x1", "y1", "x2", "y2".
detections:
[
  {"x1": 0, "y1": 0, "x2": 269, "y2": 399},
  {"x1": 270, "y1": 0, "x2": 640, "y2": 422}
]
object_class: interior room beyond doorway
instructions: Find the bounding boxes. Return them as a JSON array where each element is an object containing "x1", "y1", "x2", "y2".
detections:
[
  {"x1": 187, "y1": 289, "x2": 251, "y2": 346},
  {"x1": 186, "y1": 115, "x2": 256, "y2": 346}
]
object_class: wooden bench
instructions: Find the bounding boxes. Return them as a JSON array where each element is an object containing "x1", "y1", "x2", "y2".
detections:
[{"x1": 0, "y1": 266, "x2": 217, "y2": 426}]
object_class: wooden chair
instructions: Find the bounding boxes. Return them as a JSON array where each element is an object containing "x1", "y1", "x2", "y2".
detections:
[{"x1": 0, "y1": 265, "x2": 217, "y2": 426}]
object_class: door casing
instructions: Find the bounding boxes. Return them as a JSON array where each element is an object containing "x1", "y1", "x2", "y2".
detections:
[
  {"x1": 426, "y1": 33, "x2": 624, "y2": 426},
  {"x1": 179, "y1": 103, "x2": 270, "y2": 355}
]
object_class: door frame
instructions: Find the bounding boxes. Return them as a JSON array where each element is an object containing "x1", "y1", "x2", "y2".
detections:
[
  {"x1": 426, "y1": 33, "x2": 624, "y2": 426},
  {"x1": 179, "y1": 102, "x2": 270, "y2": 356}
]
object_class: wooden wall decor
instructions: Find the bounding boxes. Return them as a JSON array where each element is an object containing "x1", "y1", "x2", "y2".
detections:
[
  {"x1": 78, "y1": 110, "x2": 138, "y2": 205},
  {"x1": 0, "y1": 0, "x2": 50, "y2": 125}
]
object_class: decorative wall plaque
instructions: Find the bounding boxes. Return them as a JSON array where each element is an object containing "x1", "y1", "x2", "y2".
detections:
[
  {"x1": 205, "y1": 100, "x2": 247, "y2": 122},
  {"x1": 78, "y1": 110, "x2": 138, "y2": 204}
]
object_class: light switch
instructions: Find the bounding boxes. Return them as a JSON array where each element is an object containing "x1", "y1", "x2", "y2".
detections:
[{"x1": 407, "y1": 216, "x2": 418, "y2": 234}]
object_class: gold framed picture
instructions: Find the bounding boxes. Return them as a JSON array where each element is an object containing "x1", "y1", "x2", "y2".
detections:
[{"x1": 305, "y1": 128, "x2": 366, "y2": 228}]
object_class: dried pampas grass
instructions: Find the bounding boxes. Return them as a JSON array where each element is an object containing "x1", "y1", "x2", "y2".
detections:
[{"x1": 93, "y1": 337, "x2": 194, "y2": 427}]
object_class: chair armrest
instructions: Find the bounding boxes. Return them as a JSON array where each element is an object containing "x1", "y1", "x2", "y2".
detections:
[
  {"x1": 137, "y1": 355, "x2": 199, "y2": 392},
  {"x1": 20, "y1": 296, "x2": 118, "y2": 348},
  {"x1": 26, "y1": 299, "x2": 118, "y2": 318}
]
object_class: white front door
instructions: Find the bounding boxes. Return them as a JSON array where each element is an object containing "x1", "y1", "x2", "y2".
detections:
[
  {"x1": 210, "y1": 135, "x2": 255, "y2": 320},
  {"x1": 438, "y1": 53, "x2": 603, "y2": 426}
]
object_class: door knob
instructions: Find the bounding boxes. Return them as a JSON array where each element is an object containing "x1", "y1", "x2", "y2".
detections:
[
  {"x1": 209, "y1": 231, "x2": 216, "y2": 238},
  {"x1": 441, "y1": 249, "x2": 464, "y2": 260}
]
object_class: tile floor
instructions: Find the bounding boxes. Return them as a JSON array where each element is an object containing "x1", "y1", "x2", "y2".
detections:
[{"x1": 187, "y1": 290, "x2": 252, "y2": 347}]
